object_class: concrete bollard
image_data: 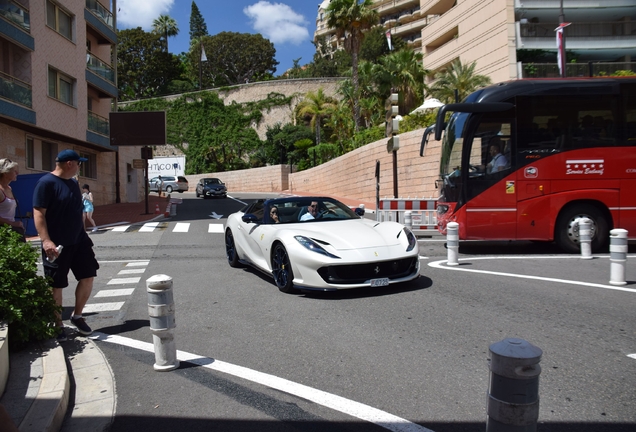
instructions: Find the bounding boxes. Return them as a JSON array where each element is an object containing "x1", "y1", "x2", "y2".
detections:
[
  {"x1": 578, "y1": 217, "x2": 593, "y2": 259},
  {"x1": 446, "y1": 222, "x2": 459, "y2": 266},
  {"x1": 487, "y1": 338, "x2": 542, "y2": 432},
  {"x1": 404, "y1": 211, "x2": 412, "y2": 229},
  {"x1": 609, "y1": 229, "x2": 628, "y2": 286},
  {"x1": 147, "y1": 274, "x2": 179, "y2": 371}
]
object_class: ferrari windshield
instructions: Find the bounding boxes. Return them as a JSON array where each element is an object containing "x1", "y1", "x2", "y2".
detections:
[
  {"x1": 440, "y1": 112, "x2": 469, "y2": 179},
  {"x1": 263, "y1": 197, "x2": 360, "y2": 224}
]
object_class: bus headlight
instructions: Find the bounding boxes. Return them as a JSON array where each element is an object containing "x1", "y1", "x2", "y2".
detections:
[{"x1": 437, "y1": 205, "x2": 449, "y2": 216}]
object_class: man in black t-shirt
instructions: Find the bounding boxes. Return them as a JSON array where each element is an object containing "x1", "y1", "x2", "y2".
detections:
[{"x1": 33, "y1": 150, "x2": 99, "y2": 341}]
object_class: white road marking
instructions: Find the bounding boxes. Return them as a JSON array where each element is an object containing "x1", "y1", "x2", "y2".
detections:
[
  {"x1": 82, "y1": 302, "x2": 125, "y2": 313},
  {"x1": 210, "y1": 211, "x2": 223, "y2": 219},
  {"x1": 93, "y1": 332, "x2": 433, "y2": 432},
  {"x1": 125, "y1": 261, "x2": 149, "y2": 267},
  {"x1": 173, "y1": 222, "x2": 190, "y2": 232},
  {"x1": 628, "y1": 354, "x2": 636, "y2": 360},
  {"x1": 94, "y1": 288, "x2": 135, "y2": 298},
  {"x1": 139, "y1": 222, "x2": 159, "y2": 232},
  {"x1": 117, "y1": 268, "x2": 146, "y2": 275},
  {"x1": 208, "y1": 224, "x2": 224, "y2": 233},
  {"x1": 428, "y1": 256, "x2": 636, "y2": 293},
  {"x1": 107, "y1": 277, "x2": 141, "y2": 285},
  {"x1": 111, "y1": 225, "x2": 130, "y2": 232}
]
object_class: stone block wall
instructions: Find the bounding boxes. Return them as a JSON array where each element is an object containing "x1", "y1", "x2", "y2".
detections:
[{"x1": 186, "y1": 128, "x2": 442, "y2": 207}]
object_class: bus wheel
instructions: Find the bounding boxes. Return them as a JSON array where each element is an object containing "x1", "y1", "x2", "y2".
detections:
[{"x1": 555, "y1": 204, "x2": 609, "y2": 253}]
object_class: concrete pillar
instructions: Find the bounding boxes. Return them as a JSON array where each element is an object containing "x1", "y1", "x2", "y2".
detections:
[
  {"x1": 578, "y1": 217, "x2": 593, "y2": 259},
  {"x1": 446, "y1": 222, "x2": 459, "y2": 266},
  {"x1": 609, "y1": 229, "x2": 628, "y2": 286},
  {"x1": 487, "y1": 338, "x2": 542, "y2": 432},
  {"x1": 147, "y1": 274, "x2": 179, "y2": 371}
]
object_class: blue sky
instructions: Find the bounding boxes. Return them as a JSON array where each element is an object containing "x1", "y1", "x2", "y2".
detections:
[{"x1": 116, "y1": 0, "x2": 321, "y2": 74}]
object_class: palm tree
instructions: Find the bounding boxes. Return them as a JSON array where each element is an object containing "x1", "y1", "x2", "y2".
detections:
[
  {"x1": 152, "y1": 15, "x2": 179, "y2": 52},
  {"x1": 326, "y1": 0, "x2": 379, "y2": 133},
  {"x1": 296, "y1": 88, "x2": 337, "y2": 145},
  {"x1": 428, "y1": 59, "x2": 492, "y2": 104},
  {"x1": 376, "y1": 49, "x2": 427, "y2": 115}
]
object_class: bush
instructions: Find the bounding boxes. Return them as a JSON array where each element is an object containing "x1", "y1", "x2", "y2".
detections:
[{"x1": 0, "y1": 226, "x2": 59, "y2": 347}]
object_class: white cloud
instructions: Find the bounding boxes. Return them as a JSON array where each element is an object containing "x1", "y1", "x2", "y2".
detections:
[
  {"x1": 117, "y1": 0, "x2": 175, "y2": 30},
  {"x1": 244, "y1": 1, "x2": 309, "y2": 45}
]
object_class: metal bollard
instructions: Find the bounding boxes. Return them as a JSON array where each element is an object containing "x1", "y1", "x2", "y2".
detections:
[
  {"x1": 578, "y1": 217, "x2": 593, "y2": 259},
  {"x1": 609, "y1": 229, "x2": 628, "y2": 286},
  {"x1": 446, "y1": 222, "x2": 459, "y2": 266},
  {"x1": 404, "y1": 211, "x2": 412, "y2": 229},
  {"x1": 487, "y1": 338, "x2": 542, "y2": 432},
  {"x1": 147, "y1": 274, "x2": 179, "y2": 371}
]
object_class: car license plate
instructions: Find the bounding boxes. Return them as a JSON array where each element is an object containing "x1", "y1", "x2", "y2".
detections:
[{"x1": 370, "y1": 278, "x2": 389, "y2": 287}]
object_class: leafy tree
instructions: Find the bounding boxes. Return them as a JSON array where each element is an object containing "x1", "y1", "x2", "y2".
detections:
[
  {"x1": 324, "y1": 100, "x2": 355, "y2": 153},
  {"x1": 428, "y1": 59, "x2": 492, "y2": 104},
  {"x1": 117, "y1": 28, "x2": 182, "y2": 100},
  {"x1": 152, "y1": 14, "x2": 179, "y2": 52},
  {"x1": 326, "y1": 0, "x2": 379, "y2": 132},
  {"x1": 264, "y1": 123, "x2": 314, "y2": 166},
  {"x1": 296, "y1": 88, "x2": 337, "y2": 145},
  {"x1": 189, "y1": 1, "x2": 208, "y2": 42},
  {"x1": 375, "y1": 49, "x2": 426, "y2": 115},
  {"x1": 191, "y1": 32, "x2": 278, "y2": 87},
  {"x1": 360, "y1": 26, "x2": 406, "y2": 62}
]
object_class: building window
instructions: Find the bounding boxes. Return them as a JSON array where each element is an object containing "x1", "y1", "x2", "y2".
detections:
[
  {"x1": 46, "y1": 0, "x2": 73, "y2": 40},
  {"x1": 42, "y1": 141, "x2": 57, "y2": 171},
  {"x1": 26, "y1": 137, "x2": 34, "y2": 168},
  {"x1": 79, "y1": 151, "x2": 97, "y2": 179},
  {"x1": 48, "y1": 67, "x2": 74, "y2": 106}
]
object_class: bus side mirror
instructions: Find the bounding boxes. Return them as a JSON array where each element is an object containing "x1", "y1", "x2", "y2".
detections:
[{"x1": 420, "y1": 124, "x2": 436, "y2": 156}]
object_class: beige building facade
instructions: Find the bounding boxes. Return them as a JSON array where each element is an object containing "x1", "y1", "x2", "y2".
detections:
[
  {"x1": 0, "y1": 0, "x2": 143, "y2": 210},
  {"x1": 315, "y1": 0, "x2": 636, "y2": 84}
]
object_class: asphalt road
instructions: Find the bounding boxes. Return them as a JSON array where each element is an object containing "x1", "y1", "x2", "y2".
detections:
[{"x1": 75, "y1": 192, "x2": 636, "y2": 432}]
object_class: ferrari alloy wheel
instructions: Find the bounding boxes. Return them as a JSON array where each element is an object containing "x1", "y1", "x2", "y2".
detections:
[
  {"x1": 225, "y1": 229, "x2": 242, "y2": 268},
  {"x1": 272, "y1": 243, "x2": 297, "y2": 293}
]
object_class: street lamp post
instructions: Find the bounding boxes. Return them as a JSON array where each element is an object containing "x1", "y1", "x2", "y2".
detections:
[{"x1": 559, "y1": 0, "x2": 566, "y2": 78}]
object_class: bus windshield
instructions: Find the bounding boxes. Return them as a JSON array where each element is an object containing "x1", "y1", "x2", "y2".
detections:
[{"x1": 440, "y1": 112, "x2": 469, "y2": 180}]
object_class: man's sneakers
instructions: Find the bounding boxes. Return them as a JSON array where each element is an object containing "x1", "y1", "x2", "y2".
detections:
[
  {"x1": 56, "y1": 327, "x2": 67, "y2": 342},
  {"x1": 70, "y1": 316, "x2": 93, "y2": 336}
]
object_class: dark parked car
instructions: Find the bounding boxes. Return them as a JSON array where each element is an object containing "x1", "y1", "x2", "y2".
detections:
[{"x1": 196, "y1": 178, "x2": 227, "y2": 198}]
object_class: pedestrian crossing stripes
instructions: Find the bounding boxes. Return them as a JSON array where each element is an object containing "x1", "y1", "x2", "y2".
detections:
[
  {"x1": 107, "y1": 222, "x2": 225, "y2": 234},
  {"x1": 84, "y1": 261, "x2": 149, "y2": 314}
]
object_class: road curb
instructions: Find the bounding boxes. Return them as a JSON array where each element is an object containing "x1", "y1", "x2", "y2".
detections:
[{"x1": 19, "y1": 340, "x2": 69, "y2": 432}]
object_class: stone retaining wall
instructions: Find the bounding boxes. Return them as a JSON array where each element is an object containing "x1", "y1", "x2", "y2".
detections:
[{"x1": 186, "y1": 128, "x2": 441, "y2": 206}]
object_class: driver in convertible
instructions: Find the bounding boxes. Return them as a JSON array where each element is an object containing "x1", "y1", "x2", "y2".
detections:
[{"x1": 300, "y1": 201, "x2": 319, "y2": 221}]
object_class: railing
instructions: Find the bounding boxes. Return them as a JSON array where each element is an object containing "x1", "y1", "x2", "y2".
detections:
[
  {"x1": 520, "y1": 62, "x2": 636, "y2": 78},
  {"x1": 85, "y1": 0, "x2": 113, "y2": 30},
  {"x1": 88, "y1": 111, "x2": 109, "y2": 136},
  {"x1": 0, "y1": 0, "x2": 30, "y2": 32},
  {"x1": 86, "y1": 51, "x2": 115, "y2": 83},
  {"x1": 0, "y1": 70, "x2": 31, "y2": 107},
  {"x1": 520, "y1": 21, "x2": 636, "y2": 38},
  {"x1": 376, "y1": 198, "x2": 439, "y2": 236}
]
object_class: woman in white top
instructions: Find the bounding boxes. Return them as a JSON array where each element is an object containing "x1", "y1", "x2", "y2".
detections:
[{"x1": 0, "y1": 158, "x2": 24, "y2": 239}]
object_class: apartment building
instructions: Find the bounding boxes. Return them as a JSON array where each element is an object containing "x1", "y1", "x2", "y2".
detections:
[
  {"x1": 0, "y1": 0, "x2": 142, "y2": 213},
  {"x1": 315, "y1": 0, "x2": 636, "y2": 84}
]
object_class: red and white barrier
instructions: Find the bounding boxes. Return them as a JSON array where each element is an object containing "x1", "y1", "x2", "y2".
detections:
[{"x1": 377, "y1": 198, "x2": 438, "y2": 232}]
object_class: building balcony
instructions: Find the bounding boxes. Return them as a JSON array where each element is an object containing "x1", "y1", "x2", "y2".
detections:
[
  {"x1": 392, "y1": 16, "x2": 427, "y2": 37},
  {"x1": 517, "y1": 21, "x2": 636, "y2": 61},
  {"x1": 373, "y1": 0, "x2": 419, "y2": 15},
  {"x1": 0, "y1": 70, "x2": 35, "y2": 124},
  {"x1": 88, "y1": 111, "x2": 109, "y2": 136},
  {"x1": 85, "y1": 0, "x2": 116, "y2": 44},
  {"x1": 0, "y1": 70, "x2": 31, "y2": 108},
  {"x1": 518, "y1": 61, "x2": 636, "y2": 78},
  {"x1": 0, "y1": 1, "x2": 33, "y2": 50},
  {"x1": 86, "y1": 52, "x2": 117, "y2": 98}
]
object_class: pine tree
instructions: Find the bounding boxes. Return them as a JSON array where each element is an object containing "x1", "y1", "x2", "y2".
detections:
[{"x1": 189, "y1": 1, "x2": 208, "y2": 42}]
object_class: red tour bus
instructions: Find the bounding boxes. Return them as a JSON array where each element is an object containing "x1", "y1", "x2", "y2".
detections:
[{"x1": 421, "y1": 78, "x2": 636, "y2": 252}]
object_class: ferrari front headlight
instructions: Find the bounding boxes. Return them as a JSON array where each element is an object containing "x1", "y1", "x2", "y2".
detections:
[
  {"x1": 294, "y1": 236, "x2": 340, "y2": 259},
  {"x1": 404, "y1": 227, "x2": 417, "y2": 252}
]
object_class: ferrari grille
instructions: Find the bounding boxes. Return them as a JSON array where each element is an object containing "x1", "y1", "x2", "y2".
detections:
[{"x1": 317, "y1": 257, "x2": 418, "y2": 284}]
